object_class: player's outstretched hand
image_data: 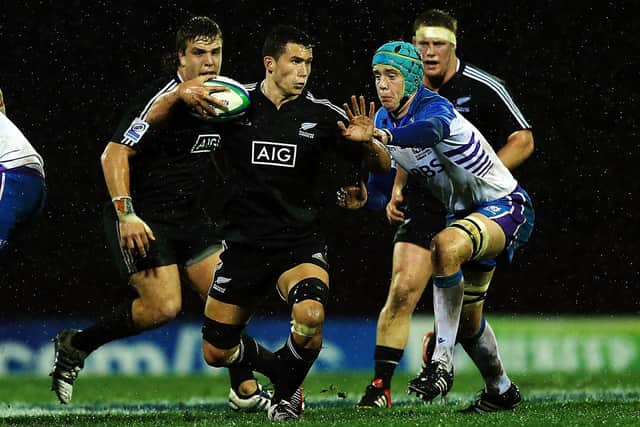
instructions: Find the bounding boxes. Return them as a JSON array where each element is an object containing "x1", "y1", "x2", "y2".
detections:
[
  {"x1": 177, "y1": 75, "x2": 229, "y2": 117},
  {"x1": 338, "y1": 95, "x2": 375, "y2": 143},
  {"x1": 337, "y1": 179, "x2": 368, "y2": 209}
]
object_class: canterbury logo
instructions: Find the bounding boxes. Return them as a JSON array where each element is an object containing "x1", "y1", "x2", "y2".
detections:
[{"x1": 252, "y1": 141, "x2": 297, "y2": 167}]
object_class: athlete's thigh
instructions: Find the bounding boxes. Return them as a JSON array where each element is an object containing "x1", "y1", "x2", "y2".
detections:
[
  {"x1": 205, "y1": 295, "x2": 254, "y2": 326},
  {"x1": 277, "y1": 263, "x2": 329, "y2": 300},
  {"x1": 464, "y1": 212, "x2": 506, "y2": 261},
  {"x1": 207, "y1": 242, "x2": 275, "y2": 307},
  {"x1": 130, "y1": 264, "x2": 182, "y2": 305},
  {"x1": 184, "y1": 246, "x2": 223, "y2": 299}
]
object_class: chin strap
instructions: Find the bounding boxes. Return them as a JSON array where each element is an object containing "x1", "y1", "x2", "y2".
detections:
[{"x1": 392, "y1": 96, "x2": 410, "y2": 116}]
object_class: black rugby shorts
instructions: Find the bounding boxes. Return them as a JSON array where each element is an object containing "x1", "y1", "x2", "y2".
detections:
[
  {"x1": 103, "y1": 204, "x2": 221, "y2": 278},
  {"x1": 208, "y1": 238, "x2": 328, "y2": 307}
]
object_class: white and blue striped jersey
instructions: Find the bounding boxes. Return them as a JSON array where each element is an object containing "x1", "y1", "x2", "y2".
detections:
[
  {"x1": 0, "y1": 113, "x2": 44, "y2": 177},
  {"x1": 377, "y1": 87, "x2": 517, "y2": 213}
]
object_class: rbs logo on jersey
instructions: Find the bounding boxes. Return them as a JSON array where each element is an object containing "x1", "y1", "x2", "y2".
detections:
[{"x1": 252, "y1": 141, "x2": 297, "y2": 168}]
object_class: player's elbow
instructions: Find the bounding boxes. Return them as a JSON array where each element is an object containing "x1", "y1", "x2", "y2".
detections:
[
  {"x1": 510, "y1": 130, "x2": 535, "y2": 159},
  {"x1": 100, "y1": 143, "x2": 117, "y2": 171}
]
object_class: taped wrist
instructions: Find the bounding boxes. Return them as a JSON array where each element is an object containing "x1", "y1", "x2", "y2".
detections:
[
  {"x1": 380, "y1": 128, "x2": 393, "y2": 145},
  {"x1": 112, "y1": 196, "x2": 135, "y2": 221}
]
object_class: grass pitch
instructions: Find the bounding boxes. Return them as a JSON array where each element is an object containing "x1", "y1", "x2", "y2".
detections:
[{"x1": 1, "y1": 371, "x2": 639, "y2": 426}]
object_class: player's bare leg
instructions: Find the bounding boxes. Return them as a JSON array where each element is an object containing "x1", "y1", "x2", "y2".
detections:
[
  {"x1": 51, "y1": 265, "x2": 182, "y2": 404},
  {"x1": 358, "y1": 242, "x2": 432, "y2": 408}
]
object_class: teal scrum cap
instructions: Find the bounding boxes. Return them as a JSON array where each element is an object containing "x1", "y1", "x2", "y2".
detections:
[{"x1": 372, "y1": 41, "x2": 424, "y2": 98}]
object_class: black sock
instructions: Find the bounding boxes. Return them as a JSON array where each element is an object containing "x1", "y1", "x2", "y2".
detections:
[
  {"x1": 374, "y1": 345, "x2": 404, "y2": 389},
  {"x1": 71, "y1": 299, "x2": 138, "y2": 354},
  {"x1": 272, "y1": 333, "x2": 320, "y2": 402},
  {"x1": 228, "y1": 367, "x2": 257, "y2": 395},
  {"x1": 233, "y1": 334, "x2": 282, "y2": 382}
]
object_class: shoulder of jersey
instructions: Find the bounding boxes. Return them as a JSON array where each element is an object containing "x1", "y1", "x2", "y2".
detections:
[
  {"x1": 305, "y1": 91, "x2": 347, "y2": 120},
  {"x1": 460, "y1": 63, "x2": 508, "y2": 90}
]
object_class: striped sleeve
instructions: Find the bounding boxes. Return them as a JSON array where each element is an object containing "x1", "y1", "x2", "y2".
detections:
[
  {"x1": 305, "y1": 91, "x2": 348, "y2": 120},
  {"x1": 462, "y1": 65, "x2": 531, "y2": 129},
  {"x1": 112, "y1": 78, "x2": 179, "y2": 148}
]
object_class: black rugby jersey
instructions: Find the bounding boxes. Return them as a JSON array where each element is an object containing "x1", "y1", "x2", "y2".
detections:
[
  {"x1": 438, "y1": 60, "x2": 532, "y2": 149},
  {"x1": 215, "y1": 82, "x2": 360, "y2": 247},
  {"x1": 110, "y1": 74, "x2": 223, "y2": 226}
]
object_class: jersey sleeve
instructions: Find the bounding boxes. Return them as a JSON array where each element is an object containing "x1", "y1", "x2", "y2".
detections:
[
  {"x1": 109, "y1": 78, "x2": 178, "y2": 152},
  {"x1": 485, "y1": 80, "x2": 531, "y2": 134},
  {"x1": 388, "y1": 98, "x2": 455, "y2": 148},
  {"x1": 364, "y1": 168, "x2": 396, "y2": 211}
]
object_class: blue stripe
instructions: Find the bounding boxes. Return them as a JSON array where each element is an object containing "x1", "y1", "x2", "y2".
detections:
[
  {"x1": 433, "y1": 270, "x2": 463, "y2": 288},
  {"x1": 444, "y1": 132, "x2": 476, "y2": 156}
]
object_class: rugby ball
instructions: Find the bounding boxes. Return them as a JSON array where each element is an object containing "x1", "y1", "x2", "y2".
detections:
[{"x1": 192, "y1": 76, "x2": 250, "y2": 122}]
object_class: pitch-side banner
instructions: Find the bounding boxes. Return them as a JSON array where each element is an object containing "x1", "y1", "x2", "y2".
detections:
[{"x1": 0, "y1": 316, "x2": 638, "y2": 375}]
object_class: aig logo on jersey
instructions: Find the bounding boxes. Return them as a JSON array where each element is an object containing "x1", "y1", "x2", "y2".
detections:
[
  {"x1": 252, "y1": 141, "x2": 297, "y2": 168},
  {"x1": 191, "y1": 134, "x2": 220, "y2": 153}
]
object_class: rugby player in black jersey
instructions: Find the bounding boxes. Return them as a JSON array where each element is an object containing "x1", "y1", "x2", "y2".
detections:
[
  {"x1": 49, "y1": 16, "x2": 271, "y2": 412},
  {"x1": 352, "y1": 9, "x2": 533, "y2": 413},
  {"x1": 191, "y1": 25, "x2": 384, "y2": 421}
]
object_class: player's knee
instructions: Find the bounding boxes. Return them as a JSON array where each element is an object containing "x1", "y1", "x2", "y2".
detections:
[
  {"x1": 158, "y1": 298, "x2": 182, "y2": 322},
  {"x1": 139, "y1": 297, "x2": 181, "y2": 327},
  {"x1": 288, "y1": 278, "x2": 329, "y2": 338},
  {"x1": 201, "y1": 317, "x2": 244, "y2": 367},
  {"x1": 292, "y1": 299, "x2": 325, "y2": 336},
  {"x1": 430, "y1": 230, "x2": 464, "y2": 267}
]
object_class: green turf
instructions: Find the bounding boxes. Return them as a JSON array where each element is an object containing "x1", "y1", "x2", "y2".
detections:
[{"x1": 1, "y1": 371, "x2": 639, "y2": 426}]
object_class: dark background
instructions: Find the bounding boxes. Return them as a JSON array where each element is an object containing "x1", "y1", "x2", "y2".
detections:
[{"x1": 1, "y1": 0, "x2": 638, "y2": 320}]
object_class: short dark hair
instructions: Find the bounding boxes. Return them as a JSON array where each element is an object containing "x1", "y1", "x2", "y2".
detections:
[
  {"x1": 262, "y1": 25, "x2": 313, "y2": 59},
  {"x1": 413, "y1": 9, "x2": 458, "y2": 35},
  {"x1": 176, "y1": 16, "x2": 222, "y2": 55}
]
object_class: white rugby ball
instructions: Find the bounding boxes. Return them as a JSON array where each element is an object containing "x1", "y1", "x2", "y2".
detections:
[{"x1": 192, "y1": 76, "x2": 250, "y2": 122}]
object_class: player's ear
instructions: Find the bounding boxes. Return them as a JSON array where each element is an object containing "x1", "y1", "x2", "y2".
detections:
[
  {"x1": 264, "y1": 56, "x2": 274, "y2": 73},
  {"x1": 178, "y1": 52, "x2": 186, "y2": 67}
]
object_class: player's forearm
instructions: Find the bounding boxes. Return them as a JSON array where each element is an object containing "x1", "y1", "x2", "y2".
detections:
[
  {"x1": 393, "y1": 165, "x2": 408, "y2": 191},
  {"x1": 498, "y1": 130, "x2": 534, "y2": 170},
  {"x1": 101, "y1": 143, "x2": 132, "y2": 199},
  {"x1": 364, "y1": 168, "x2": 396, "y2": 211},
  {"x1": 145, "y1": 89, "x2": 181, "y2": 126},
  {"x1": 383, "y1": 117, "x2": 450, "y2": 148},
  {"x1": 362, "y1": 139, "x2": 392, "y2": 173}
]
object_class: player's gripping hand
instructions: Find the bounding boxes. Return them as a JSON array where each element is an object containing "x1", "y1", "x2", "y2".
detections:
[
  {"x1": 112, "y1": 196, "x2": 155, "y2": 258},
  {"x1": 385, "y1": 187, "x2": 405, "y2": 225},
  {"x1": 338, "y1": 95, "x2": 375, "y2": 143},
  {"x1": 176, "y1": 75, "x2": 229, "y2": 117},
  {"x1": 337, "y1": 179, "x2": 368, "y2": 210}
]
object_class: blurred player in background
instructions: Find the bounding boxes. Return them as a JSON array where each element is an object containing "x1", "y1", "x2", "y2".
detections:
[
  {"x1": 49, "y1": 16, "x2": 270, "y2": 412},
  {"x1": 0, "y1": 88, "x2": 46, "y2": 255}
]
